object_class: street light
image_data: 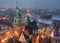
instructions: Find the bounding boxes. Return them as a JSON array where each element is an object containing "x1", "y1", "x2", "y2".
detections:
[{"x1": 1, "y1": 38, "x2": 8, "y2": 43}]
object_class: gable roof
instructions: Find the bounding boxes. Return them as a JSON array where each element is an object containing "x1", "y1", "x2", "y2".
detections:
[{"x1": 19, "y1": 33, "x2": 26, "y2": 42}]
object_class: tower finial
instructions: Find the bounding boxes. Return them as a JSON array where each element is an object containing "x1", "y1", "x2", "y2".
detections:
[
  {"x1": 16, "y1": 1, "x2": 18, "y2": 6},
  {"x1": 16, "y1": 0, "x2": 19, "y2": 10}
]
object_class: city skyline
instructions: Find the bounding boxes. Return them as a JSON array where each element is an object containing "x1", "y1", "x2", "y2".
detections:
[{"x1": 0, "y1": 0, "x2": 60, "y2": 9}]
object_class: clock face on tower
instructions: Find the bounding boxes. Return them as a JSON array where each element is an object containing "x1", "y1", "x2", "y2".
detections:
[{"x1": 16, "y1": 10, "x2": 19, "y2": 13}]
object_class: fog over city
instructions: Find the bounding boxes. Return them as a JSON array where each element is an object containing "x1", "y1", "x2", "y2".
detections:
[{"x1": 0, "y1": 0, "x2": 60, "y2": 9}]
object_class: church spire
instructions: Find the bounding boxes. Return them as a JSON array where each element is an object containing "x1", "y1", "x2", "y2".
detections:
[
  {"x1": 12, "y1": 1, "x2": 21, "y2": 27},
  {"x1": 16, "y1": 1, "x2": 19, "y2": 14},
  {"x1": 16, "y1": 1, "x2": 19, "y2": 10}
]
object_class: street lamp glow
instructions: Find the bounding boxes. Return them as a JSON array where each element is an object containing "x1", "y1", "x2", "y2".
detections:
[
  {"x1": 1, "y1": 38, "x2": 8, "y2": 42},
  {"x1": 51, "y1": 32, "x2": 54, "y2": 37}
]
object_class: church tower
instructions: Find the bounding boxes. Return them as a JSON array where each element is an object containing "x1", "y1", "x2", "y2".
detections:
[
  {"x1": 25, "y1": 9, "x2": 31, "y2": 24},
  {"x1": 12, "y1": 2, "x2": 21, "y2": 27}
]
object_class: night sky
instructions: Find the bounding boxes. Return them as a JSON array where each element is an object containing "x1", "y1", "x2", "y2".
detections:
[{"x1": 0, "y1": 0, "x2": 60, "y2": 9}]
